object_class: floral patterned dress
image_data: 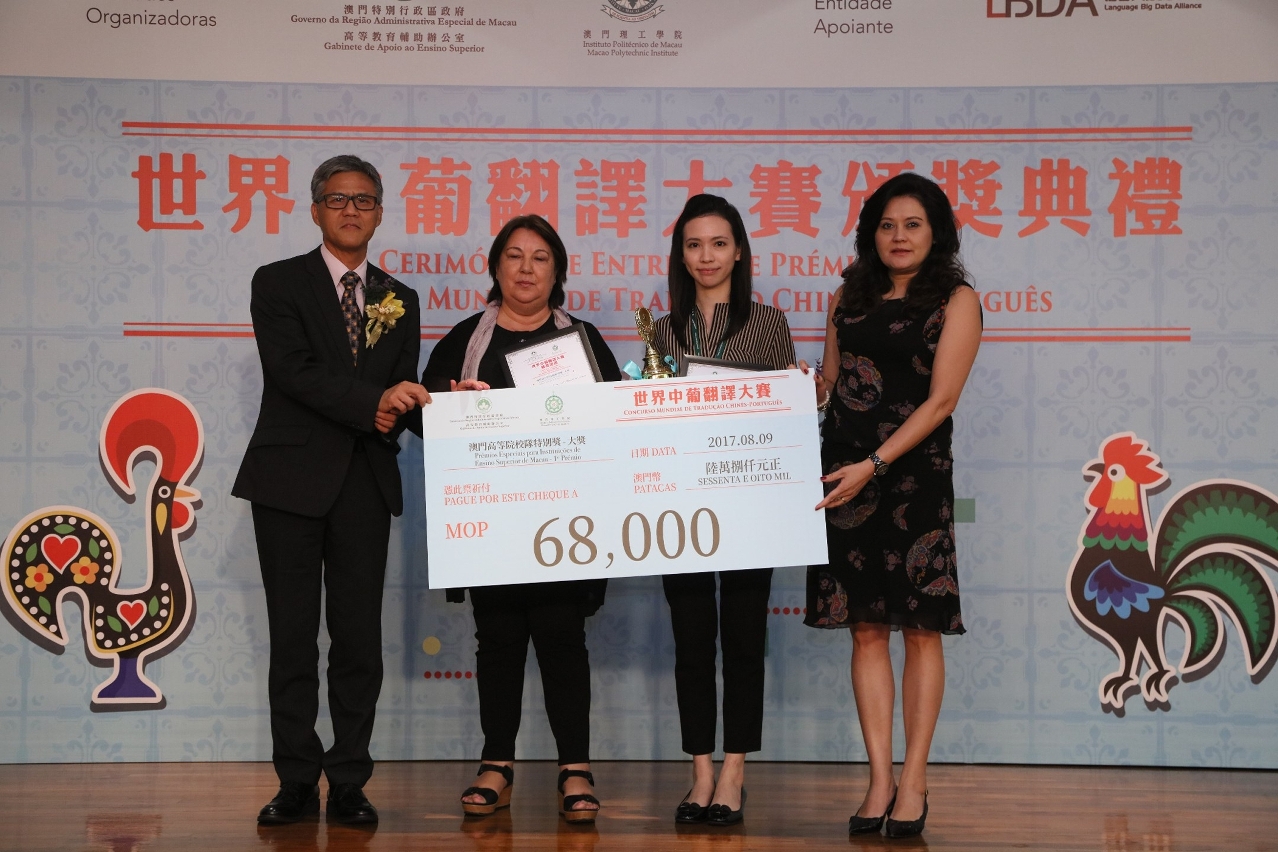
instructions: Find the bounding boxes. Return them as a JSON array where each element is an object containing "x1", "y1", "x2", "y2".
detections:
[{"x1": 804, "y1": 290, "x2": 968, "y2": 635}]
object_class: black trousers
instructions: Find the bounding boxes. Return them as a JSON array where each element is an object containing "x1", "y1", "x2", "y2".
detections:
[
  {"x1": 663, "y1": 568, "x2": 773, "y2": 755},
  {"x1": 470, "y1": 583, "x2": 591, "y2": 765},
  {"x1": 252, "y1": 446, "x2": 390, "y2": 787}
]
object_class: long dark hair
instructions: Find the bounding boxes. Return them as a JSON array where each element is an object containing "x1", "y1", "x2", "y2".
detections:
[
  {"x1": 840, "y1": 173, "x2": 968, "y2": 318},
  {"x1": 667, "y1": 194, "x2": 753, "y2": 350},
  {"x1": 486, "y1": 214, "x2": 567, "y2": 309}
]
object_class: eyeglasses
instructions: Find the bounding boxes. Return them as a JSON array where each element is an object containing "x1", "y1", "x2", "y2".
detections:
[{"x1": 319, "y1": 193, "x2": 380, "y2": 211}]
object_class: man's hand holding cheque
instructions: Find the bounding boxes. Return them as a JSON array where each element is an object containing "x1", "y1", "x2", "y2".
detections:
[{"x1": 376, "y1": 381, "x2": 431, "y2": 434}]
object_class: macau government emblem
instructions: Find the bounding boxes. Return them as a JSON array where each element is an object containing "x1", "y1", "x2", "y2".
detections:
[{"x1": 476, "y1": 397, "x2": 492, "y2": 413}]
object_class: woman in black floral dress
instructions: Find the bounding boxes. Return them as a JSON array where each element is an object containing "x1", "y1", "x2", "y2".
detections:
[{"x1": 805, "y1": 173, "x2": 982, "y2": 838}]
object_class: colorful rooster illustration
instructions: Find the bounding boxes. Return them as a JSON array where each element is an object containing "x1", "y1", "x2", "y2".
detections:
[
  {"x1": 1067, "y1": 432, "x2": 1278, "y2": 710},
  {"x1": 2, "y1": 389, "x2": 203, "y2": 710}
]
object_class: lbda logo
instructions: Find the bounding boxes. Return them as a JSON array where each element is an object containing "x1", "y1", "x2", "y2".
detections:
[{"x1": 987, "y1": 0, "x2": 1098, "y2": 16}]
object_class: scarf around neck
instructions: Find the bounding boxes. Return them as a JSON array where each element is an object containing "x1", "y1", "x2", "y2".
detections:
[{"x1": 460, "y1": 300, "x2": 573, "y2": 382}]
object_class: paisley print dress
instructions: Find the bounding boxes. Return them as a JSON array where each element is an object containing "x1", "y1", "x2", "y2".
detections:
[{"x1": 804, "y1": 290, "x2": 968, "y2": 635}]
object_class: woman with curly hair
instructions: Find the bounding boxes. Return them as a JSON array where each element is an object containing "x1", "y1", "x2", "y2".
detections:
[{"x1": 806, "y1": 172, "x2": 982, "y2": 838}]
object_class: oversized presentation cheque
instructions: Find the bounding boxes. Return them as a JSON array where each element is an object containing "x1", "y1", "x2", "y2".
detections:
[{"x1": 421, "y1": 370, "x2": 829, "y2": 588}]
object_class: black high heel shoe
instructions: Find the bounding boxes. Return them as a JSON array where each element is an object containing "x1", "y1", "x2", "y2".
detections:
[
  {"x1": 884, "y1": 790, "x2": 928, "y2": 839},
  {"x1": 848, "y1": 790, "x2": 896, "y2": 835},
  {"x1": 706, "y1": 788, "x2": 746, "y2": 826},
  {"x1": 675, "y1": 788, "x2": 710, "y2": 824},
  {"x1": 461, "y1": 763, "x2": 514, "y2": 816}
]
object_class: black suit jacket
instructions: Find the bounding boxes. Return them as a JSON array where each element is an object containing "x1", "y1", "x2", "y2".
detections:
[{"x1": 232, "y1": 247, "x2": 421, "y2": 517}]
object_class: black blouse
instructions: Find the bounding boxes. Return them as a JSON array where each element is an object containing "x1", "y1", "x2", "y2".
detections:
[{"x1": 422, "y1": 312, "x2": 622, "y2": 391}]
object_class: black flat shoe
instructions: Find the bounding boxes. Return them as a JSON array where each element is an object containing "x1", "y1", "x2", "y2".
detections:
[
  {"x1": 326, "y1": 783, "x2": 379, "y2": 825},
  {"x1": 558, "y1": 768, "x2": 601, "y2": 824},
  {"x1": 848, "y1": 790, "x2": 896, "y2": 835},
  {"x1": 706, "y1": 787, "x2": 746, "y2": 826},
  {"x1": 461, "y1": 763, "x2": 515, "y2": 816},
  {"x1": 674, "y1": 788, "x2": 709, "y2": 824},
  {"x1": 257, "y1": 782, "x2": 320, "y2": 825},
  {"x1": 884, "y1": 791, "x2": 928, "y2": 839}
]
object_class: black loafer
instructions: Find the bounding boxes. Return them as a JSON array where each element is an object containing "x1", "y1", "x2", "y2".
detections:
[
  {"x1": 706, "y1": 788, "x2": 746, "y2": 826},
  {"x1": 675, "y1": 788, "x2": 709, "y2": 824},
  {"x1": 257, "y1": 781, "x2": 320, "y2": 825},
  {"x1": 326, "y1": 783, "x2": 379, "y2": 825}
]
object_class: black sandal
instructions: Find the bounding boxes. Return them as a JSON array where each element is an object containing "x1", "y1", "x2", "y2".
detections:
[
  {"x1": 460, "y1": 763, "x2": 514, "y2": 816},
  {"x1": 557, "y1": 768, "x2": 600, "y2": 824}
]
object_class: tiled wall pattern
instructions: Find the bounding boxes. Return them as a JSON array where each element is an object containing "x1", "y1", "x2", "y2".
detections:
[{"x1": 2, "y1": 78, "x2": 1276, "y2": 767}]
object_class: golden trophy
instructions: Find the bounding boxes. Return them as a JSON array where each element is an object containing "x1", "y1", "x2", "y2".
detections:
[{"x1": 635, "y1": 307, "x2": 674, "y2": 379}]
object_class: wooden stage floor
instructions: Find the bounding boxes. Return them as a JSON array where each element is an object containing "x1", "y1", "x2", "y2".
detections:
[{"x1": 2, "y1": 760, "x2": 1275, "y2": 852}]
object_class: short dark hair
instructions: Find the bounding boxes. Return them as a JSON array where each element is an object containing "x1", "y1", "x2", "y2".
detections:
[
  {"x1": 310, "y1": 155, "x2": 383, "y2": 204},
  {"x1": 486, "y1": 215, "x2": 568, "y2": 309},
  {"x1": 840, "y1": 172, "x2": 968, "y2": 318},
  {"x1": 667, "y1": 194, "x2": 754, "y2": 350}
]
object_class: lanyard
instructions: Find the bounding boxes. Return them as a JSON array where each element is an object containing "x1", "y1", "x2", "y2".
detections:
[{"x1": 690, "y1": 311, "x2": 728, "y2": 359}]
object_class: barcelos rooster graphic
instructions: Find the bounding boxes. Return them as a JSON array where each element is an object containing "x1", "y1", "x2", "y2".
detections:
[
  {"x1": 2, "y1": 388, "x2": 204, "y2": 710},
  {"x1": 1067, "y1": 432, "x2": 1278, "y2": 712}
]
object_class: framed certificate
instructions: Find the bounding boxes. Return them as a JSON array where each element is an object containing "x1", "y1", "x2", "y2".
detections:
[
  {"x1": 682, "y1": 355, "x2": 770, "y2": 378},
  {"x1": 499, "y1": 323, "x2": 604, "y2": 387}
]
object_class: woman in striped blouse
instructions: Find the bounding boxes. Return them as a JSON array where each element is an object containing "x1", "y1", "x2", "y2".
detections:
[{"x1": 652, "y1": 194, "x2": 796, "y2": 826}]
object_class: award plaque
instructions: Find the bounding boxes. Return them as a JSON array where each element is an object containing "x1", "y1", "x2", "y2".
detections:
[
  {"x1": 682, "y1": 355, "x2": 769, "y2": 378},
  {"x1": 499, "y1": 323, "x2": 604, "y2": 387}
]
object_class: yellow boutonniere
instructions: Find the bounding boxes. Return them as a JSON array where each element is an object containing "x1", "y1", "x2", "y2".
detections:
[{"x1": 365, "y1": 290, "x2": 405, "y2": 349}]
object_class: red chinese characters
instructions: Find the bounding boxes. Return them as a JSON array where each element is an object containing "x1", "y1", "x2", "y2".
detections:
[
  {"x1": 1018, "y1": 158, "x2": 1091, "y2": 237},
  {"x1": 223, "y1": 155, "x2": 295, "y2": 234},
  {"x1": 401, "y1": 156, "x2": 472, "y2": 235},
  {"x1": 128, "y1": 151, "x2": 1185, "y2": 244},
  {"x1": 749, "y1": 160, "x2": 822, "y2": 237},
  {"x1": 487, "y1": 158, "x2": 559, "y2": 234},
  {"x1": 932, "y1": 159, "x2": 1003, "y2": 237},
  {"x1": 1107, "y1": 157, "x2": 1182, "y2": 237},
  {"x1": 133, "y1": 153, "x2": 206, "y2": 231},
  {"x1": 630, "y1": 382, "x2": 773, "y2": 407},
  {"x1": 841, "y1": 161, "x2": 914, "y2": 237},
  {"x1": 662, "y1": 159, "x2": 732, "y2": 236},
  {"x1": 575, "y1": 158, "x2": 647, "y2": 237}
]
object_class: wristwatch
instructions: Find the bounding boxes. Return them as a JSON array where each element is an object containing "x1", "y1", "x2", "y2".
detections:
[{"x1": 868, "y1": 451, "x2": 889, "y2": 477}]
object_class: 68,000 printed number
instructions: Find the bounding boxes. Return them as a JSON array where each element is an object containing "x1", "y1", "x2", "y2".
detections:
[{"x1": 533, "y1": 509, "x2": 721, "y2": 570}]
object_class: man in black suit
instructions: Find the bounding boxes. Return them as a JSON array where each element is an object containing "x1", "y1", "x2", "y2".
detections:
[{"x1": 233, "y1": 155, "x2": 430, "y2": 825}]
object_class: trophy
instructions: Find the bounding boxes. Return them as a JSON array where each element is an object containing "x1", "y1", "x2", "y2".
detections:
[{"x1": 635, "y1": 307, "x2": 674, "y2": 379}]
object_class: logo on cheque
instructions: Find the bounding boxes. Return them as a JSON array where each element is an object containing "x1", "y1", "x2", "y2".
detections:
[{"x1": 545, "y1": 395, "x2": 564, "y2": 415}]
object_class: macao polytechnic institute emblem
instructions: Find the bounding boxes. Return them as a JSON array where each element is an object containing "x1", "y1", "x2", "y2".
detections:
[
  {"x1": 604, "y1": 0, "x2": 664, "y2": 23},
  {"x1": 545, "y1": 395, "x2": 564, "y2": 415}
]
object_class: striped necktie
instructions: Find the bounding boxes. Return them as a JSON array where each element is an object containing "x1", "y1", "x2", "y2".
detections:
[{"x1": 339, "y1": 270, "x2": 362, "y2": 365}]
